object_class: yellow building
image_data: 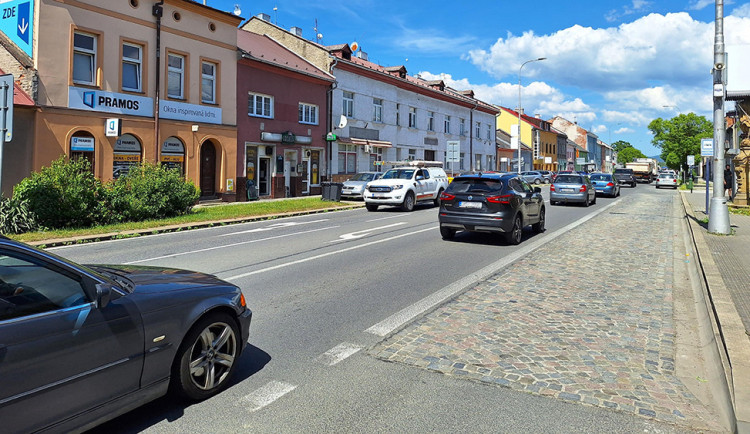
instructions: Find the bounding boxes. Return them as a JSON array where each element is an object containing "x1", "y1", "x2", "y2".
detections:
[{"x1": 496, "y1": 107, "x2": 558, "y2": 171}]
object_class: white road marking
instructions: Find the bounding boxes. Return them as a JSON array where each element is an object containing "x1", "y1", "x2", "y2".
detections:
[
  {"x1": 366, "y1": 214, "x2": 408, "y2": 223},
  {"x1": 240, "y1": 381, "x2": 297, "y2": 413},
  {"x1": 225, "y1": 226, "x2": 435, "y2": 281},
  {"x1": 330, "y1": 222, "x2": 406, "y2": 242},
  {"x1": 124, "y1": 226, "x2": 337, "y2": 264},
  {"x1": 221, "y1": 219, "x2": 329, "y2": 236},
  {"x1": 365, "y1": 199, "x2": 623, "y2": 336},
  {"x1": 316, "y1": 343, "x2": 362, "y2": 366}
]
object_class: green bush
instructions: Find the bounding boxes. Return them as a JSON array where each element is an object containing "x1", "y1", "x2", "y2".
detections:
[
  {"x1": 108, "y1": 162, "x2": 199, "y2": 222},
  {"x1": 13, "y1": 157, "x2": 109, "y2": 229},
  {"x1": 0, "y1": 198, "x2": 43, "y2": 234}
]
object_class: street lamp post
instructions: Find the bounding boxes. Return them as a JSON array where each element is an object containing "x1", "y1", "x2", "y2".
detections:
[{"x1": 517, "y1": 57, "x2": 546, "y2": 174}]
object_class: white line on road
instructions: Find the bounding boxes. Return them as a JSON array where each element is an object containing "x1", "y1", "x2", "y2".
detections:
[
  {"x1": 240, "y1": 381, "x2": 297, "y2": 414},
  {"x1": 221, "y1": 219, "x2": 329, "y2": 236},
  {"x1": 365, "y1": 199, "x2": 623, "y2": 337},
  {"x1": 315, "y1": 342, "x2": 363, "y2": 366},
  {"x1": 124, "y1": 226, "x2": 337, "y2": 264},
  {"x1": 224, "y1": 226, "x2": 435, "y2": 281},
  {"x1": 366, "y1": 214, "x2": 409, "y2": 223},
  {"x1": 329, "y1": 222, "x2": 406, "y2": 242}
]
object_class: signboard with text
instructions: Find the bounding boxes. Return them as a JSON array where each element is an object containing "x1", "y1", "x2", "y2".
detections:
[
  {"x1": 160, "y1": 99, "x2": 221, "y2": 125},
  {"x1": 446, "y1": 140, "x2": 460, "y2": 163},
  {"x1": 701, "y1": 138, "x2": 713, "y2": 157},
  {"x1": 69, "y1": 87, "x2": 153, "y2": 117},
  {"x1": 0, "y1": 0, "x2": 33, "y2": 57}
]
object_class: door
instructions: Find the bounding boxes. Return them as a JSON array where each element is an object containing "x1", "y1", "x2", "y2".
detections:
[
  {"x1": 258, "y1": 157, "x2": 270, "y2": 196},
  {"x1": 302, "y1": 155, "x2": 310, "y2": 194},
  {"x1": 200, "y1": 141, "x2": 216, "y2": 197},
  {"x1": 0, "y1": 247, "x2": 143, "y2": 432}
]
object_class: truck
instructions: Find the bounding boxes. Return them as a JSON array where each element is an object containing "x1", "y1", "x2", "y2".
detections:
[{"x1": 625, "y1": 158, "x2": 659, "y2": 183}]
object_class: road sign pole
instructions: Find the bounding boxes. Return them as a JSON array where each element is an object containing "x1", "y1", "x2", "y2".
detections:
[{"x1": 0, "y1": 79, "x2": 8, "y2": 196}]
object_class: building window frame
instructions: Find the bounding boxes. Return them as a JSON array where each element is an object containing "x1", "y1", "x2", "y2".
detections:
[
  {"x1": 166, "y1": 51, "x2": 188, "y2": 100},
  {"x1": 121, "y1": 41, "x2": 143, "y2": 93},
  {"x1": 72, "y1": 30, "x2": 99, "y2": 86},
  {"x1": 427, "y1": 111, "x2": 435, "y2": 132},
  {"x1": 408, "y1": 107, "x2": 417, "y2": 128},
  {"x1": 338, "y1": 144, "x2": 357, "y2": 174},
  {"x1": 444, "y1": 115, "x2": 451, "y2": 134},
  {"x1": 475, "y1": 121, "x2": 481, "y2": 138},
  {"x1": 396, "y1": 103, "x2": 401, "y2": 126},
  {"x1": 342, "y1": 91, "x2": 354, "y2": 117},
  {"x1": 459, "y1": 118, "x2": 466, "y2": 136},
  {"x1": 373, "y1": 98, "x2": 383, "y2": 123},
  {"x1": 249, "y1": 92, "x2": 274, "y2": 118},
  {"x1": 200, "y1": 59, "x2": 218, "y2": 105},
  {"x1": 299, "y1": 102, "x2": 318, "y2": 125}
]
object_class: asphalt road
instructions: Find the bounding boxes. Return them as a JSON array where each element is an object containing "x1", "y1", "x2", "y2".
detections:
[{"x1": 51, "y1": 184, "x2": 692, "y2": 433}]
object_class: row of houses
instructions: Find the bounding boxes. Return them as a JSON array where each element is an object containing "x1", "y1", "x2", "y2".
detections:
[{"x1": 0, "y1": 0, "x2": 615, "y2": 202}]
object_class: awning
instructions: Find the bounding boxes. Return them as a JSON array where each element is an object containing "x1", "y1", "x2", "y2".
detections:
[{"x1": 336, "y1": 137, "x2": 392, "y2": 148}]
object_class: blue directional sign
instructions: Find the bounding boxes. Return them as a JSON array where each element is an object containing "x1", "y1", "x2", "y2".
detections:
[{"x1": 0, "y1": 0, "x2": 33, "y2": 58}]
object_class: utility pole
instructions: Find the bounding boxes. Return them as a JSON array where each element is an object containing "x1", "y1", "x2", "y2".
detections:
[{"x1": 708, "y1": 0, "x2": 731, "y2": 234}]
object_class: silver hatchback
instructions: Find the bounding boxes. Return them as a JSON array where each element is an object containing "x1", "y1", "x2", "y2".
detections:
[
  {"x1": 550, "y1": 174, "x2": 596, "y2": 206},
  {"x1": 655, "y1": 173, "x2": 678, "y2": 189}
]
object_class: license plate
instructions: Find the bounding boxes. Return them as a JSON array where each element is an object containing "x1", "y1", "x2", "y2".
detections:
[
  {"x1": 458, "y1": 201, "x2": 482, "y2": 209},
  {"x1": 561, "y1": 188, "x2": 575, "y2": 193}
]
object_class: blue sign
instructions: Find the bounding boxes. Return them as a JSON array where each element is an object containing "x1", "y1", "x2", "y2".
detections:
[
  {"x1": 0, "y1": 0, "x2": 33, "y2": 57},
  {"x1": 701, "y1": 138, "x2": 714, "y2": 157}
]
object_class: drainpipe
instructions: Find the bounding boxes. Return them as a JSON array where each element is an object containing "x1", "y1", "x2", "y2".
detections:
[
  {"x1": 326, "y1": 55, "x2": 339, "y2": 181},
  {"x1": 153, "y1": 1, "x2": 164, "y2": 164},
  {"x1": 469, "y1": 99, "x2": 478, "y2": 171}
]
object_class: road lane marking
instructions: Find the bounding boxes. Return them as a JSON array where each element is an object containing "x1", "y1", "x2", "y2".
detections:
[
  {"x1": 330, "y1": 222, "x2": 406, "y2": 242},
  {"x1": 316, "y1": 343, "x2": 362, "y2": 366},
  {"x1": 224, "y1": 226, "x2": 435, "y2": 281},
  {"x1": 366, "y1": 214, "x2": 408, "y2": 223},
  {"x1": 124, "y1": 226, "x2": 337, "y2": 264},
  {"x1": 365, "y1": 199, "x2": 623, "y2": 337},
  {"x1": 240, "y1": 381, "x2": 297, "y2": 413},
  {"x1": 221, "y1": 219, "x2": 329, "y2": 236}
]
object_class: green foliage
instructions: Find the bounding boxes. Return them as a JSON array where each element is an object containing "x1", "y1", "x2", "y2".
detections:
[
  {"x1": 611, "y1": 140, "x2": 632, "y2": 153},
  {"x1": 108, "y1": 162, "x2": 199, "y2": 222},
  {"x1": 13, "y1": 157, "x2": 109, "y2": 229},
  {"x1": 0, "y1": 198, "x2": 43, "y2": 234},
  {"x1": 617, "y1": 147, "x2": 647, "y2": 164},
  {"x1": 648, "y1": 113, "x2": 711, "y2": 171}
]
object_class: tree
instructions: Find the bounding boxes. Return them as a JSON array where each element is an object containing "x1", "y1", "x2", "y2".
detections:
[
  {"x1": 611, "y1": 140, "x2": 632, "y2": 154},
  {"x1": 648, "y1": 113, "x2": 712, "y2": 171},
  {"x1": 617, "y1": 146, "x2": 647, "y2": 164}
]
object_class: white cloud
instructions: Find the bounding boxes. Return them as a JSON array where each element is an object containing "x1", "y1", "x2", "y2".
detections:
[
  {"x1": 593, "y1": 125, "x2": 609, "y2": 134},
  {"x1": 688, "y1": 0, "x2": 715, "y2": 10},
  {"x1": 732, "y1": 3, "x2": 750, "y2": 18},
  {"x1": 605, "y1": 0, "x2": 652, "y2": 22},
  {"x1": 616, "y1": 127, "x2": 635, "y2": 134}
]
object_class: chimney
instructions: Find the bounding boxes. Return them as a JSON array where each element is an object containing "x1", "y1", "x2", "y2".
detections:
[
  {"x1": 256, "y1": 13, "x2": 271, "y2": 22},
  {"x1": 356, "y1": 51, "x2": 368, "y2": 61},
  {"x1": 516, "y1": 108, "x2": 524, "y2": 115},
  {"x1": 290, "y1": 26, "x2": 303, "y2": 37},
  {"x1": 535, "y1": 113, "x2": 541, "y2": 119}
]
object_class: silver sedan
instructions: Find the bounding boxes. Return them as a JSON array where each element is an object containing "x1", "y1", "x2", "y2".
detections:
[{"x1": 655, "y1": 173, "x2": 678, "y2": 189}]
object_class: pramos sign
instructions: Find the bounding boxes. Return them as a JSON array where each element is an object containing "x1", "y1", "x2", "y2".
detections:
[{"x1": 68, "y1": 87, "x2": 153, "y2": 117}]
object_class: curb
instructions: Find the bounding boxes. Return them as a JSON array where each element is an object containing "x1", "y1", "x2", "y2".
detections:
[
  {"x1": 27, "y1": 203, "x2": 364, "y2": 248},
  {"x1": 680, "y1": 191, "x2": 750, "y2": 433}
]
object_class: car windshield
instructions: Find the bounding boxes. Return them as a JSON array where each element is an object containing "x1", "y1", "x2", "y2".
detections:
[
  {"x1": 614, "y1": 169, "x2": 632, "y2": 174},
  {"x1": 555, "y1": 175, "x2": 583, "y2": 183},
  {"x1": 447, "y1": 179, "x2": 504, "y2": 194},
  {"x1": 589, "y1": 174, "x2": 609, "y2": 181},
  {"x1": 381, "y1": 169, "x2": 415, "y2": 180},
  {"x1": 349, "y1": 173, "x2": 375, "y2": 182}
]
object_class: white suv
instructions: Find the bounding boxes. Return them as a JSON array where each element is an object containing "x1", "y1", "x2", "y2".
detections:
[{"x1": 364, "y1": 162, "x2": 449, "y2": 212}]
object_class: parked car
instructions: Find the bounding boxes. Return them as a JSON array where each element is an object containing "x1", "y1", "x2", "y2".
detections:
[
  {"x1": 550, "y1": 173, "x2": 597, "y2": 206},
  {"x1": 341, "y1": 172, "x2": 381, "y2": 199},
  {"x1": 613, "y1": 168, "x2": 637, "y2": 187},
  {"x1": 655, "y1": 172, "x2": 679, "y2": 189},
  {"x1": 0, "y1": 236, "x2": 252, "y2": 433},
  {"x1": 537, "y1": 170, "x2": 553, "y2": 183},
  {"x1": 438, "y1": 173, "x2": 545, "y2": 245},
  {"x1": 588, "y1": 173, "x2": 620, "y2": 197},
  {"x1": 520, "y1": 171, "x2": 545, "y2": 185},
  {"x1": 364, "y1": 162, "x2": 449, "y2": 212}
]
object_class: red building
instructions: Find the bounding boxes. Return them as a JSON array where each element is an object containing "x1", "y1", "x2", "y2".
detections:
[{"x1": 236, "y1": 30, "x2": 334, "y2": 200}]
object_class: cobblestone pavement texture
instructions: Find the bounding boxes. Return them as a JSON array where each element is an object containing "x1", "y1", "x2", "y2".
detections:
[
  {"x1": 370, "y1": 192, "x2": 725, "y2": 432},
  {"x1": 684, "y1": 191, "x2": 750, "y2": 334}
]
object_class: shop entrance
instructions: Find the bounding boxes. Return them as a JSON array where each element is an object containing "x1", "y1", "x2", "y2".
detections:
[
  {"x1": 258, "y1": 157, "x2": 271, "y2": 196},
  {"x1": 200, "y1": 141, "x2": 216, "y2": 197}
]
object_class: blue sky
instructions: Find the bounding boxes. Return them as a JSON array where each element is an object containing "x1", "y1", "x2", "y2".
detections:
[{"x1": 209, "y1": 0, "x2": 750, "y2": 157}]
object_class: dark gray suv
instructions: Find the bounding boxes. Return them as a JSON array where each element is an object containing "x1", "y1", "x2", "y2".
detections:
[
  {"x1": 613, "y1": 168, "x2": 637, "y2": 187},
  {"x1": 438, "y1": 173, "x2": 545, "y2": 245}
]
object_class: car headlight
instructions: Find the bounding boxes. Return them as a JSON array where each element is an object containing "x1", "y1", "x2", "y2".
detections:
[{"x1": 392, "y1": 184, "x2": 404, "y2": 190}]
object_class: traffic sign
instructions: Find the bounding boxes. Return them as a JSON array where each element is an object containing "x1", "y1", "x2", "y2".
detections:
[
  {"x1": 701, "y1": 138, "x2": 713, "y2": 157},
  {"x1": 0, "y1": 0, "x2": 33, "y2": 57},
  {"x1": 687, "y1": 155, "x2": 695, "y2": 166},
  {"x1": 446, "y1": 140, "x2": 460, "y2": 163},
  {"x1": 0, "y1": 73, "x2": 13, "y2": 142}
]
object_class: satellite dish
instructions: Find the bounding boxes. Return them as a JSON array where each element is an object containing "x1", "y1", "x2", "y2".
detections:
[
  {"x1": 350, "y1": 41, "x2": 359, "y2": 52},
  {"x1": 233, "y1": 4, "x2": 241, "y2": 15},
  {"x1": 338, "y1": 115, "x2": 348, "y2": 129}
]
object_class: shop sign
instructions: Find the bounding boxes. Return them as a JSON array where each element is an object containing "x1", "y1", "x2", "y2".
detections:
[
  {"x1": 325, "y1": 132, "x2": 337, "y2": 141},
  {"x1": 113, "y1": 154, "x2": 141, "y2": 162},
  {"x1": 281, "y1": 132, "x2": 295, "y2": 144},
  {"x1": 115, "y1": 134, "x2": 141, "y2": 152},
  {"x1": 71, "y1": 136, "x2": 94, "y2": 151},
  {"x1": 105, "y1": 118, "x2": 121, "y2": 137},
  {"x1": 162, "y1": 136, "x2": 185, "y2": 154},
  {"x1": 160, "y1": 99, "x2": 221, "y2": 125},
  {"x1": 0, "y1": 0, "x2": 33, "y2": 57},
  {"x1": 69, "y1": 87, "x2": 153, "y2": 117}
]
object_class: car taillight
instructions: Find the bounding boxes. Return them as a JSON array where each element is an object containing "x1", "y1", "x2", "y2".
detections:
[
  {"x1": 487, "y1": 194, "x2": 512, "y2": 204},
  {"x1": 440, "y1": 192, "x2": 455, "y2": 201},
  {"x1": 550, "y1": 184, "x2": 555, "y2": 191},
  {"x1": 579, "y1": 185, "x2": 587, "y2": 192},
  {"x1": 606, "y1": 182, "x2": 614, "y2": 187}
]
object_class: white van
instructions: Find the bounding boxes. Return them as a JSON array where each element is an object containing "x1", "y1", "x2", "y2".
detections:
[{"x1": 363, "y1": 161, "x2": 449, "y2": 211}]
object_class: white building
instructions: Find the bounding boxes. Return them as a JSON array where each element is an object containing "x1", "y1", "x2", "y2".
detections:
[{"x1": 328, "y1": 45, "x2": 497, "y2": 179}]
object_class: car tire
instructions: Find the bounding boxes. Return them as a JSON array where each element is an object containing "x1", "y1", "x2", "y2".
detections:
[
  {"x1": 434, "y1": 189, "x2": 444, "y2": 207},
  {"x1": 171, "y1": 313, "x2": 240, "y2": 401},
  {"x1": 365, "y1": 204, "x2": 378, "y2": 212},
  {"x1": 504, "y1": 215, "x2": 523, "y2": 245},
  {"x1": 591, "y1": 194, "x2": 596, "y2": 205},
  {"x1": 401, "y1": 191, "x2": 415, "y2": 212},
  {"x1": 583, "y1": 195, "x2": 590, "y2": 207},
  {"x1": 440, "y1": 226, "x2": 455, "y2": 240},
  {"x1": 532, "y1": 207, "x2": 545, "y2": 233},
  {"x1": 534, "y1": 179, "x2": 541, "y2": 185}
]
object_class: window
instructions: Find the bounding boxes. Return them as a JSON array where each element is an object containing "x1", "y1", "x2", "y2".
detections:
[
  {"x1": 373, "y1": 98, "x2": 382, "y2": 122},
  {"x1": 486, "y1": 124, "x2": 492, "y2": 140},
  {"x1": 121, "y1": 43, "x2": 142, "y2": 92},
  {"x1": 428, "y1": 112, "x2": 435, "y2": 132},
  {"x1": 343, "y1": 91, "x2": 354, "y2": 117},
  {"x1": 338, "y1": 144, "x2": 356, "y2": 174},
  {"x1": 396, "y1": 104, "x2": 401, "y2": 126},
  {"x1": 249, "y1": 92, "x2": 273, "y2": 118},
  {"x1": 408, "y1": 148, "x2": 416, "y2": 160},
  {"x1": 167, "y1": 53, "x2": 185, "y2": 99},
  {"x1": 460, "y1": 118, "x2": 466, "y2": 136},
  {"x1": 73, "y1": 31, "x2": 97, "y2": 85},
  {"x1": 475, "y1": 121, "x2": 481, "y2": 138},
  {"x1": 299, "y1": 103, "x2": 318, "y2": 124},
  {"x1": 369, "y1": 147, "x2": 384, "y2": 172},
  {"x1": 460, "y1": 152, "x2": 466, "y2": 170},
  {"x1": 444, "y1": 115, "x2": 451, "y2": 134},
  {"x1": 409, "y1": 107, "x2": 417, "y2": 128},
  {"x1": 201, "y1": 61, "x2": 217, "y2": 104}
]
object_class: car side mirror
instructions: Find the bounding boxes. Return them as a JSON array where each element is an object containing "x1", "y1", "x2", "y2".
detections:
[
  {"x1": 415, "y1": 175, "x2": 424, "y2": 181},
  {"x1": 96, "y1": 283, "x2": 114, "y2": 309},
  {"x1": 534, "y1": 187, "x2": 541, "y2": 194}
]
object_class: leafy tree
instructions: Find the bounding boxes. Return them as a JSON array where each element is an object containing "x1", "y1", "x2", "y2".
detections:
[
  {"x1": 648, "y1": 113, "x2": 712, "y2": 171},
  {"x1": 611, "y1": 140, "x2": 632, "y2": 153},
  {"x1": 617, "y1": 146, "x2": 647, "y2": 164}
]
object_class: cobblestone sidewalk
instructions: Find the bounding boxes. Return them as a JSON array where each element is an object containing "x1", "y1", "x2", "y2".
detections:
[{"x1": 370, "y1": 193, "x2": 724, "y2": 432}]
